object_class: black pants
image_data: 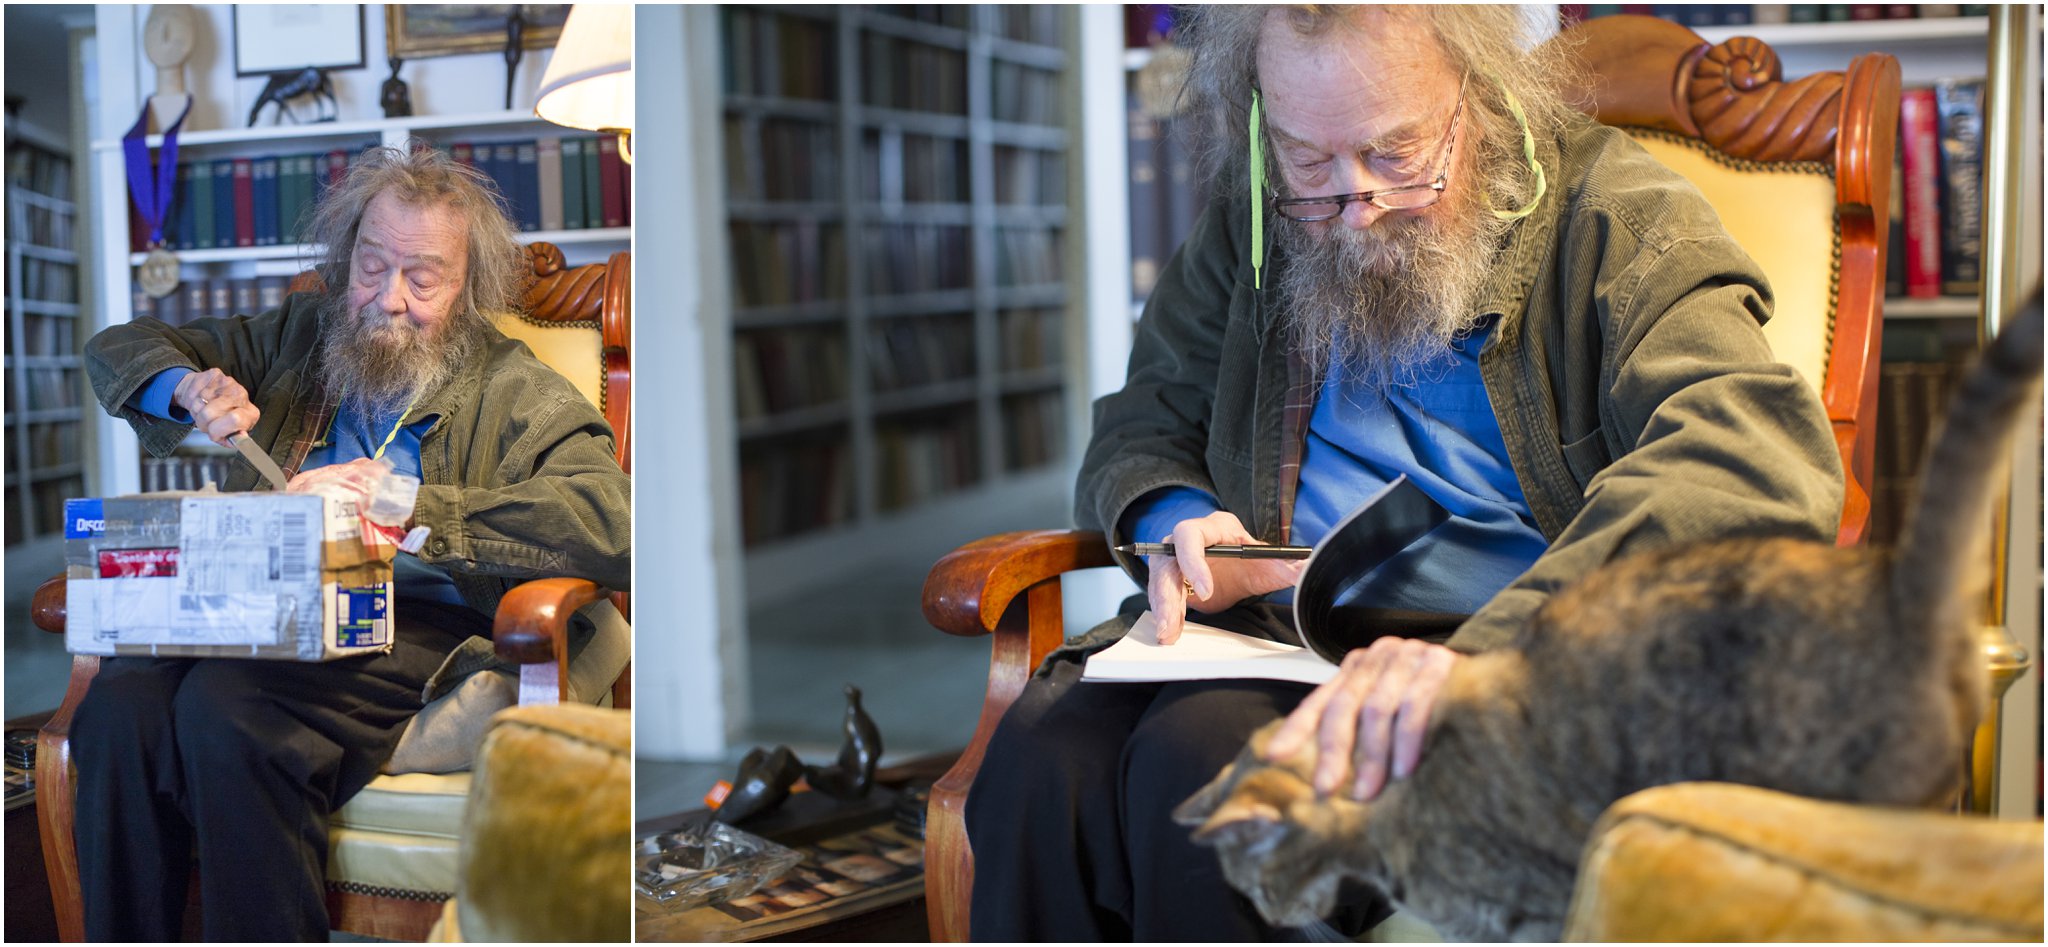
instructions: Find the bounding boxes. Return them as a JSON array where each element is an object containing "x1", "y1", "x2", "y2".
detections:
[
  {"x1": 71, "y1": 600, "x2": 487, "y2": 942},
  {"x1": 964, "y1": 649, "x2": 1393, "y2": 942}
]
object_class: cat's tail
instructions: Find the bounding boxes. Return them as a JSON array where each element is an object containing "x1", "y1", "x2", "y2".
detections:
[{"x1": 1891, "y1": 287, "x2": 2044, "y2": 634}]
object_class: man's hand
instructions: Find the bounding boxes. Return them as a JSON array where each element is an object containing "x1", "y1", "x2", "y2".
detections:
[
  {"x1": 285, "y1": 457, "x2": 388, "y2": 505},
  {"x1": 1145, "y1": 510, "x2": 1306, "y2": 645},
  {"x1": 172, "y1": 368, "x2": 260, "y2": 447},
  {"x1": 1266, "y1": 636, "x2": 1460, "y2": 800}
]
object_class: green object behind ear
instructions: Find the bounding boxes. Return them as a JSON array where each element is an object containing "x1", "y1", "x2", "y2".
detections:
[
  {"x1": 1250, "y1": 90, "x2": 1266, "y2": 290},
  {"x1": 1493, "y1": 85, "x2": 1547, "y2": 222}
]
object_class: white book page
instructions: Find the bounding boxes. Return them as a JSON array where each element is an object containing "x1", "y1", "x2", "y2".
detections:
[{"x1": 1081, "y1": 611, "x2": 1339, "y2": 686}]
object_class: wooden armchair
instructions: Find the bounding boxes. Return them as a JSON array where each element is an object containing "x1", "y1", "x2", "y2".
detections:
[
  {"x1": 917, "y1": 18, "x2": 1898, "y2": 942},
  {"x1": 31, "y1": 242, "x2": 631, "y2": 942}
]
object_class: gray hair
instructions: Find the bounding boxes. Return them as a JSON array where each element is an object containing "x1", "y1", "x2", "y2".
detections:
[
  {"x1": 1173, "y1": 5, "x2": 1585, "y2": 211},
  {"x1": 300, "y1": 142, "x2": 526, "y2": 321}
]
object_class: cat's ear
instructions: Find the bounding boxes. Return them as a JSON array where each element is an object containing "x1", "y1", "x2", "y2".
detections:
[
  {"x1": 1187, "y1": 794, "x2": 1285, "y2": 843},
  {"x1": 1173, "y1": 761, "x2": 1240, "y2": 827}
]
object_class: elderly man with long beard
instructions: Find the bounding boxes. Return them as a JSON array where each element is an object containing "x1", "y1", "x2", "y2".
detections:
[
  {"x1": 964, "y1": 6, "x2": 1842, "y2": 941},
  {"x1": 73, "y1": 145, "x2": 629, "y2": 942}
]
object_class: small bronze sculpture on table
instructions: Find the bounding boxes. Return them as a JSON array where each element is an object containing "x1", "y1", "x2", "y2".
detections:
[{"x1": 712, "y1": 684, "x2": 885, "y2": 824}]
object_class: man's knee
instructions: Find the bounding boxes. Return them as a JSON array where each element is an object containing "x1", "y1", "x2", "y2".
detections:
[
  {"x1": 72, "y1": 660, "x2": 184, "y2": 752},
  {"x1": 167, "y1": 662, "x2": 288, "y2": 769}
]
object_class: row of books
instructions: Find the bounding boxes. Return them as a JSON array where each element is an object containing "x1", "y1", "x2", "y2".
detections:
[
  {"x1": 450, "y1": 135, "x2": 631, "y2": 232},
  {"x1": 876, "y1": 410, "x2": 980, "y2": 510},
  {"x1": 5, "y1": 143, "x2": 72, "y2": 200},
  {"x1": 862, "y1": 223, "x2": 972, "y2": 295},
  {"x1": 1002, "y1": 390, "x2": 1064, "y2": 472},
  {"x1": 1561, "y1": 4, "x2": 1990, "y2": 26},
  {"x1": 863, "y1": 33, "x2": 969, "y2": 115},
  {"x1": 991, "y1": 61, "x2": 1060, "y2": 127},
  {"x1": 995, "y1": 228, "x2": 1061, "y2": 286},
  {"x1": 17, "y1": 365, "x2": 82, "y2": 412},
  {"x1": 132, "y1": 275, "x2": 293, "y2": 326},
  {"x1": 740, "y1": 438, "x2": 854, "y2": 545},
  {"x1": 869, "y1": 316, "x2": 976, "y2": 393},
  {"x1": 17, "y1": 314, "x2": 77, "y2": 357},
  {"x1": 140, "y1": 454, "x2": 236, "y2": 493},
  {"x1": 734, "y1": 328, "x2": 850, "y2": 420},
  {"x1": 16, "y1": 421, "x2": 82, "y2": 472},
  {"x1": 998, "y1": 307, "x2": 1063, "y2": 372},
  {"x1": 1867, "y1": 355, "x2": 1970, "y2": 546},
  {"x1": 726, "y1": 116, "x2": 842, "y2": 203},
  {"x1": 861, "y1": 133, "x2": 970, "y2": 205},
  {"x1": 17, "y1": 256, "x2": 79, "y2": 303},
  {"x1": 1127, "y1": 89, "x2": 1203, "y2": 302},
  {"x1": 135, "y1": 136, "x2": 627, "y2": 254},
  {"x1": 1892, "y1": 81, "x2": 1983, "y2": 299},
  {"x1": 722, "y1": 6, "x2": 836, "y2": 102},
  {"x1": 994, "y1": 146, "x2": 1066, "y2": 207},
  {"x1": 14, "y1": 202, "x2": 75, "y2": 249},
  {"x1": 731, "y1": 221, "x2": 847, "y2": 308},
  {"x1": 7, "y1": 476, "x2": 85, "y2": 546},
  {"x1": 992, "y1": 5, "x2": 1062, "y2": 47}
]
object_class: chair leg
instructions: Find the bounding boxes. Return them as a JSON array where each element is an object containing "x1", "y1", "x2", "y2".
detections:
[{"x1": 37, "y1": 655, "x2": 98, "y2": 943}]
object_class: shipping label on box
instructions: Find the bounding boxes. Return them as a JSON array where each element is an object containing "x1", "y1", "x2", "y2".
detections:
[{"x1": 63, "y1": 491, "x2": 396, "y2": 661}]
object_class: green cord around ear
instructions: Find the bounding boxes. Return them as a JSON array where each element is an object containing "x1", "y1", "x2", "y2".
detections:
[
  {"x1": 1250, "y1": 90, "x2": 1266, "y2": 289},
  {"x1": 1493, "y1": 85, "x2": 1547, "y2": 222}
]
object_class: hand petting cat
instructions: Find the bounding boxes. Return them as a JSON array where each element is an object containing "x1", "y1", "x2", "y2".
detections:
[
  {"x1": 1267, "y1": 636, "x2": 1462, "y2": 801},
  {"x1": 1144, "y1": 510, "x2": 1307, "y2": 644}
]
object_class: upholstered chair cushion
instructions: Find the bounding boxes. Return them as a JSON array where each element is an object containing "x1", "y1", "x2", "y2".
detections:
[
  {"x1": 491, "y1": 312, "x2": 608, "y2": 415},
  {"x1": 1627, "y1": 132, "x2": 1838, "y2": 393},
  {"x1": 1564, "y1": 782, "x2": 2045, "y2": 941}
]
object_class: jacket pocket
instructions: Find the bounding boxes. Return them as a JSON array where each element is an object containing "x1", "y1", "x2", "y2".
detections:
[{"x1": 1560, "y1": 426, "x2": 1612, "y2": 489}]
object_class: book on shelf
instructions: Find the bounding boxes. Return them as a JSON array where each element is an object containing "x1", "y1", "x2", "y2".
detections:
[
  {"x1": 133, "y1": 275, "x2": 292, "y2": 325},
  {"x1": 1933, "y1": 79, "x2": 1984, "y2": 297},
  {"x1": 1899, "y1": 87, "x2": 1943, "y2": 300}
]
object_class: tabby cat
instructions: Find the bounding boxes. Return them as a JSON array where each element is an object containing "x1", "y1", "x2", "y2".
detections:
[{"x1": 1173, "y1": 301, "x2": 2043, "y2": 942}]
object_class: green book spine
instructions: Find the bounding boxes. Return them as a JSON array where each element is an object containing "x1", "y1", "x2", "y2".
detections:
[
  {"x1": 278, "y1": 153, "x2": 301, "y2": 244},
  {"x1": 562, "y1": 137, "x2": 587, "y2": 230},
  {"x1": 581, "y1": 136, "x2": 602, "y2": 229},
  {"x1": 192, "y1": 161, "x2": 215, "y2": 250}
]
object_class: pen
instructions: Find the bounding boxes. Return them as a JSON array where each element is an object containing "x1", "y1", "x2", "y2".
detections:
[{"x1": 1115, "y1": 542, "x2": 1314, "y2": 560}]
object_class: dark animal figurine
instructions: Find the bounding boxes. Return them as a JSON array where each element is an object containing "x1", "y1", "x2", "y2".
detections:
[
  {"x1": 247, "y1": 67, "x2": 338, "y2": 127},
  {"x1": 712, "y1": 744, "x2": 804, "y2": 825},
  {"x1": 804, "y1": 684, "x2": 884, "y2": 799},
  {"x1": 1175, "y1": 298, "x2": 2045, "y2": 941}
]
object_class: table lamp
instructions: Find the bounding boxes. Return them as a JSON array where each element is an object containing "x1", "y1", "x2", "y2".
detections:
[{"x1": 535, "y1": 4, "x2": 633, "y2": 163}]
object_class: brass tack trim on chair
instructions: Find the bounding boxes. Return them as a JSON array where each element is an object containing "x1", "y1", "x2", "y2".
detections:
[
  {"x1": 1623, "y1": 126, "x2": 1834, "y2": 176},
  {"x1": 498, "y1": 311, "x2": 610, "y2": 416},
  {"x1": 327, "y1": 880, "x2": 453, "y2": 902}
]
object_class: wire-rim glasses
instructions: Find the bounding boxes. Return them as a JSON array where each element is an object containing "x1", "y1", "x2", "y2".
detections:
[{"x1": 1268, "y1": 89, "x2": 1466, "y2": 223}]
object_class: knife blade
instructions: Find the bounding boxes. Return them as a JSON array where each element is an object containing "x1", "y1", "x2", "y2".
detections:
[{"x1": 228, "y1": 432, "x2": 289, "y2": 491}]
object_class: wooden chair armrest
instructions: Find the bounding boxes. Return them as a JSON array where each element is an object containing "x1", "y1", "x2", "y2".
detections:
[
  {"x1": 922, "y1": 529, "x2": 1114, "y2": 637},
  {"x1": 494, "y1": 577, "x2": 607, "y2": 705},
  {"x1": 33, "y1": 574, "x2": 66, "y2": 633}
]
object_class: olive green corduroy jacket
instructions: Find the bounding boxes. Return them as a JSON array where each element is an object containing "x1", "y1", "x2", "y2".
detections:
[
  {"x1": 85, "y1": 291, "x2": 631, "y2": 621},
  {"x1": 1077, "y1": 116, "x2": 1844, "y2": 655}
]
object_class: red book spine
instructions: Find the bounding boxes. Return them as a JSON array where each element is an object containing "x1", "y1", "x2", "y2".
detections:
[
  {"x1": 1850, "y1": 4, "x2": 1885, "y2": 19},
  {"x1": 232, "y1": 158, "x2": 255, "y2": 248},
  {"x1": 1899, "y1": 88, "x2": 1943, "y2": 299},
  {"x1": 597, "y1": 136, "x2": 625, "y2": 229}
]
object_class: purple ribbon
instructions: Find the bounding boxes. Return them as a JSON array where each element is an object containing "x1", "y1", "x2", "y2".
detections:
[{"x1": 121, "y1": 97, "x2": 190, "y2": 246}]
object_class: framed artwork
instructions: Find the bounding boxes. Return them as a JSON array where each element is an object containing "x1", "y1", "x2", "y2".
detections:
[
  {"x1": 385, "y1": 5, "x2": 571, "y2": 60},
  {"x1": 232, "y1": 5, "x2": 366, "y2": 76}
]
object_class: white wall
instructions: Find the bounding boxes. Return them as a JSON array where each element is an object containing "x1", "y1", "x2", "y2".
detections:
[{"x1": 113, "y1": 3, "x2": 555, "y2": 137}]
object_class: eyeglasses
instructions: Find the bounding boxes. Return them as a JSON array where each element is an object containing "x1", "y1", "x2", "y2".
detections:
[{"x1": 1268, "y1": 88, "x2": 1465, "y2": 223}]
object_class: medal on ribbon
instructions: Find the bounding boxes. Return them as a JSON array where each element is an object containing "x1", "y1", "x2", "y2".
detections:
[{"x1": 123, "y1": 96, "x2": 191, "y2": 299}]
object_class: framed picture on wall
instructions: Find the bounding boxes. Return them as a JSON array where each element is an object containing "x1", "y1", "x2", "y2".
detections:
[
  {"x1": 232, "y1": 5, "x2": 366, "y2": 76},
  {"x1": 385, "y1": 5, "x2": 572, "y2": 60}
]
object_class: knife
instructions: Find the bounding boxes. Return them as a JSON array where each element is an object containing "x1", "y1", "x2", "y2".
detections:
[{"x1": 228, "y1": 432, "x2": 290, "y2": 491}]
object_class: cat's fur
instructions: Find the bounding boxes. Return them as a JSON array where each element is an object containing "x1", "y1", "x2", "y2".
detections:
[{"x1": 1173, "y1": 300, "x2": 2043, "y2": 942}]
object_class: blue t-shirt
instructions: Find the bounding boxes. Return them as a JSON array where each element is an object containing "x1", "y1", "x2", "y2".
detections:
[
  {"x1": 1121, "y1": 317, "x2": 1546, "y2": 614},
  {"x1": 129, "y1": 367, "x2": 462, "y2": 606}
]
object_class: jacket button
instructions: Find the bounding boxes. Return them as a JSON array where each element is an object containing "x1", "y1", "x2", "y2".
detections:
[{"x1": 430, "y1": 539, "x2": 447, "y2": 555}]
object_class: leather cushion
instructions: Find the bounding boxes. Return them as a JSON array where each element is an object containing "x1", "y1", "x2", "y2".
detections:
[
  {"x1": 1564, "y1": 782, "x2": 2045, "y2": 941},
  {"x1": 491, "y1": 312, "x2": 604, "y2": 413},
  {"x1": 330, "y1": 771, "x2": 473, "y2": 839},
  {"x1": 1627, "y1": 134, "x2": 1837, "y2": 395}
]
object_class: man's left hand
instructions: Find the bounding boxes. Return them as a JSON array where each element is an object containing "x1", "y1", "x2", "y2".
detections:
[
  {"x1": 286, "y1": 457, "x2": 388, "y2": 505},
  {"x1": 1265, "y1": 636, "x2": 1461, "y2": 800}
]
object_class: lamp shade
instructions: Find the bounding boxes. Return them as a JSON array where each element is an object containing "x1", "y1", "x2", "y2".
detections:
[{"x1": 534, "y1": 4, "x2": 633, "y2": 135}]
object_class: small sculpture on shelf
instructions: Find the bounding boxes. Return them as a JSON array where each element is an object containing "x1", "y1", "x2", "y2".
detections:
[
  {"x1": 710, "y1": 683, "x2": 886, "y2": 824},
  {"x1": 143, "y1": 4, "x2": 198, "y2": 133},
  {"x1": 380, "y1": 56, "x2": 414, "y2": 119},
  {"x1": 247, "y1": 67, "x2": 339, "y2": 127},
  {"x1": 503, "y1": 9, "x2": 526, "y2": 112}
]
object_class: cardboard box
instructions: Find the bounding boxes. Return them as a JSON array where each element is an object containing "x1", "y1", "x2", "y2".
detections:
[{"x1": 62, "y1": 490, "x2": 396, "y2": 660}]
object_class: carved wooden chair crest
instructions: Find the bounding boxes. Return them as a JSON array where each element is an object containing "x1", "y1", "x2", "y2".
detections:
[{"x1": 914, "y1": 17, "x2": 1900, "y2": 941}]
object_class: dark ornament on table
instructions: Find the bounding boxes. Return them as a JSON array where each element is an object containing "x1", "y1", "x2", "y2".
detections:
[
  {"x1": 503, "y1": 10, "x2": 526, "y2": 112},
  {"x1": 247, "y1": 67, "x2": 338, "y2": 127},
  {"x1": 380, "y1": 56, "x2": 413, "y2": 119},
  {"x1": 711, "y1": 745, "x2": 805, "y2": 825},
  {"x1": 803, "y1": 684, "x2": 884, "y2": 800}
]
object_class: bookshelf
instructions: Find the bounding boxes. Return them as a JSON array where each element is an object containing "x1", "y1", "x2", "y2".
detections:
[
  {"x1": 87, "y1": 109, "x2": 628, "y2": 497},
  {"x1": 718, "y1": 4, "x2": 1079, "y2": 592},
  {"x1": 4, "y1": 137, "x2": 85, "y2": 546}
]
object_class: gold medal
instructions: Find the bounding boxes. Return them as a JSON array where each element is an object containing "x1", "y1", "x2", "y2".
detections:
[{"x1": 137, "y1": 245, "x2": 181, "y2": 298}]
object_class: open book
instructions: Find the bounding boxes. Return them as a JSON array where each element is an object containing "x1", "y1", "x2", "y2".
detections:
[{"x1": 1082, "y1": 475, "x2": 1450, "y2": 685}]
